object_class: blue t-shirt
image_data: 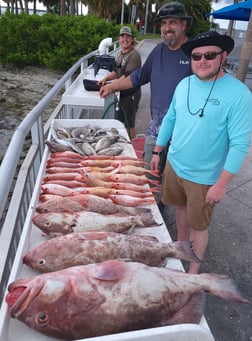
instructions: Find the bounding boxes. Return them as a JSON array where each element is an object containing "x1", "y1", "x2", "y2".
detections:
[
  {"x1": 156, "y1": 73, "x2": 252, "y2": 185},
  {"x1": 130, "y1": 41, "x2": 191, "y2": 138}
]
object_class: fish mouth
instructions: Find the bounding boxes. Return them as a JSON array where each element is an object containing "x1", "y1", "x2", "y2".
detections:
[{"x1": 8, "y1": 279, "x2": 43, "y2": 318}]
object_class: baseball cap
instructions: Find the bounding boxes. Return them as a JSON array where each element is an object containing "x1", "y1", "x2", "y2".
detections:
[{"x1": 120, "y1": 26, "x2": 133, "y2": 37}]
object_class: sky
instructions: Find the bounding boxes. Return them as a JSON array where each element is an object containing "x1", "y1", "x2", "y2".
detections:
[{"x1": 210, "y1": 0, "x2": 248, "y2": 30}]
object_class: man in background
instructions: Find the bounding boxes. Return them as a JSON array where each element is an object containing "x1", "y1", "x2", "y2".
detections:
[{"x1": 100, "y1": 2, "x2": 193, "y2": 212}]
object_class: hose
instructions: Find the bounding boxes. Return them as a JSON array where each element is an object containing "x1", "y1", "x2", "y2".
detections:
[{"x1": 101, "y1": 96, "x2": 130, "y2": 136}]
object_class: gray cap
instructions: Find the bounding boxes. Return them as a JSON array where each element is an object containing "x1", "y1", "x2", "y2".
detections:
[{"x1": 120, "y1": 26, "x2": 133, "y2": 36}]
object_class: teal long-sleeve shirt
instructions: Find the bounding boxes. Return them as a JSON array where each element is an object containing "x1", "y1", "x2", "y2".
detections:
[{"x1": 156, "y1": 73, "x2": 252, "y2": 185}]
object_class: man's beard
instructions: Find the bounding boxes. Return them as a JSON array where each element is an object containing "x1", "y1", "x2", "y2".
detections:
[{"x1": 162, "y1": 31, "x2": 177, "y2": 47}]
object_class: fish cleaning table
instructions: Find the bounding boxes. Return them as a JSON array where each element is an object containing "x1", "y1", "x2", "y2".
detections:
[
  {"x1": 61, "y1": 69, "x2": 116, "y2": 119},
  {"x1": 0, "y1": 119, "x2": 214, "y2": 341}
]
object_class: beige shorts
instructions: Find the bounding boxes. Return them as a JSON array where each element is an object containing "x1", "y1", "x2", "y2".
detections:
[{"x1": 161, "y1": 161, "x2": 215, "y2": 231}]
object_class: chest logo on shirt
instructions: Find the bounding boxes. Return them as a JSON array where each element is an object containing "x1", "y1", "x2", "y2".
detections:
[
  {"x1": 208, "y1": 98, "x2": 220, "y2": 106},
  {"x1": 179, "y1": 60, "x2": 190, "y2": 65}
]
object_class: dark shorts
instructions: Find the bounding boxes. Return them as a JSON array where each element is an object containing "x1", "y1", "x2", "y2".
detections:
[
  {"x1": 117, "y1": 88, "x2": 141, "y2": 128},
  {"x1": 162, "y1": 161, "x2": 215, "y2": 231}
]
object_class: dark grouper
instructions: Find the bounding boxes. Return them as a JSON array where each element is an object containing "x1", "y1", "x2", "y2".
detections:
[
  {"x1": 6, "y1": 261, "x2": 250, "y2": 340},
  {"x1": 23, "y1": 231, "x2": 200, "y2": 273}
]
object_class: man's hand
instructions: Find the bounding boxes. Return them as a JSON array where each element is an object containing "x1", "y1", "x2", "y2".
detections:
[
  {"x1": 97, "y1": 78, "x2": 106, "y2": 87},
  {"x1": 150, "y1": 154, "x2": 160, "y2": 172},
  {"x1": 99, "y1": 83, "x2": 114, "y2": 98}
]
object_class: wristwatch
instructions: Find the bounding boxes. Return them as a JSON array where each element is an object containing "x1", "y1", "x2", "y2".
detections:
[{"x1": 152, "y1": 151, "x2": 162, "y2": 156}]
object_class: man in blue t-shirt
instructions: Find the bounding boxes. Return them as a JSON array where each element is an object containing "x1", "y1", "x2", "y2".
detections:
[{"x1": 100, "y1": 2, "x2": 192, "y2": 173}]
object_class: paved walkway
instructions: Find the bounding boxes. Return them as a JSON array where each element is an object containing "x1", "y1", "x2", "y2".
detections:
[{"x1": 135, "y1": 39, "x2": 252, "y2": 341}]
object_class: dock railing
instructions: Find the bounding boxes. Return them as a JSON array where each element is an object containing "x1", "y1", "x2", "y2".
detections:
[{"x1": 0, "y1": 40, "x2": 120, "y2": 303}]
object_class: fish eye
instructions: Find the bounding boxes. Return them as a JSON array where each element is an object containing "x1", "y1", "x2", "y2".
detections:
[
  {"x1": 37, "y1": 312, "x2": 49, "y2": 325},
  {"x1": 38, "y1": 259, "x2": 46, "y2": 266}
]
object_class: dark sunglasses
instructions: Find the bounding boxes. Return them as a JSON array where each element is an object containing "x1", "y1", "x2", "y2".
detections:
[{"x1": 191, "y1": 51, "x2": 223, "y2": 61}]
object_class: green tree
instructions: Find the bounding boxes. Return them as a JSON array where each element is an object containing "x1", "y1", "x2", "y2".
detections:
[{"x1": 82, "y1": 0, "x2": 122, "y2": 20}]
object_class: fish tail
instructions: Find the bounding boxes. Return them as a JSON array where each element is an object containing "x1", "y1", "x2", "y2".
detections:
[
  {"x1": 167, "y1": 241, "x2": 201, "y2": 263},
  {"x1": 148, "y1": 179, "x2": 160, "y2": 186},
  {"x1": 148, "y1": 170, "x2": 161, "y2": 178},
  {"x1": 149, "y1": 186, "x2": 160, "y2": 193},
  {"x1": 140, "y1": 209, "x2": 161, "y2": 227},
  {"x1": 199, "y1": 273, "x2": 251, "y2": 304}
]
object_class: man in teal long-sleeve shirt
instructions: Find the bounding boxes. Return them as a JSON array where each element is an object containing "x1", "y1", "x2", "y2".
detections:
[{"x1": 151, "y1": 31, "x2": 252, "y2": 274}]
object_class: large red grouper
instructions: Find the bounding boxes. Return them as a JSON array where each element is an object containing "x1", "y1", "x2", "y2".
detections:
[
  {"x1": 6, "y1": 260, "x2": 250, "y2": 340},
  {"x1": 23, "y1": 231, "x2": 201, "y2": 273}
]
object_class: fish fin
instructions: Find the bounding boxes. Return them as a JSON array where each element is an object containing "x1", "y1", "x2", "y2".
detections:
[
  {"x1": 78, "y1": 231, "x2": 108, "y2": 240},
  {"x1": 168, "y1": 241, "x2": 202, "y2": 264},
  {"x1": 134, "y1": 235, "x2": 159, "y2": 242},
  {"x1": 126, "y1": 224, "x2": 136, "y2": 235},
  {"x1": 162, "y1": 291, "x2": 205, "y2": 325},
  {"x1": 93, "y1": 260, "x2": 127, "y2": 281},
  {"x1": 116, "y1": 258, "x2": 132, "y2": 262}
]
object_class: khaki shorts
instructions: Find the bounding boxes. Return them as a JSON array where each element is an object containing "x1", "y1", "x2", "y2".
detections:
[{"x1": 162, "y1": 161, "x2": 215, "y2": 231}]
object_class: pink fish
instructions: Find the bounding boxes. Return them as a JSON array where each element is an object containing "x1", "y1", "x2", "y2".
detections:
[
  {"x1": 46, "y1": 160, "x2": 81, "y2": 168},
  {"x1": 47, "y1": 156, "x2": 82, "y2": 164},
  {"x1": 109, "y1": 194, "x2": 156, "y2": 207},
  {"x1": 50, "y1": 151, "x2": 141, "y2": 161},
  {"x1": 50, "y1": 151, "x2": 83, "y2": 159},
  {"x1": 40, "y1": 186, "x2": 113, "y2": 198},
  {"x1": 116, "y1": 164, "x2": 160, "y2": 177},
  {"x1": 6, "y1": 261, "x2": 250, "y2": 340},
  {"x1": 32, "y1": 210, "x2": 161, "y2": 236},
  {"x1": 43, "y1": 179, "x2": 86, "y2": 188},
  {"x1": 41, "y1": 183, "x2": 87, "y2": 196},
  {"x1": 43, "y1": 172, "x2": 83, "y2": 182},
  {"x1": 23, "y1": 231, "x2": 200, "y2": 273},
  {"x1": 109, "y1": 173, "x2": 159, "y2": 186}
]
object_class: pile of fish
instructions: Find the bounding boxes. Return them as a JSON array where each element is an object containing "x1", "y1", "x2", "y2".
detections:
[
  {"x1": 46, "y1": 125, "x2": 130, "y2": 156},
  {"x1": 32, "y1": 143, "x2": 162, "y2": 237},
  {"x1": 5, "y1": 123, "x2": 251, "y2": 340}
]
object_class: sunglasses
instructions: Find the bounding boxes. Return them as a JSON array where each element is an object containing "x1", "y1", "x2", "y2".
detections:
[{"x1": 191, "y1": 51, "x2": 223, "y2": 61}]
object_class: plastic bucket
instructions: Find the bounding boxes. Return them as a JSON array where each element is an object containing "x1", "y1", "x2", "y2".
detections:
[{"x1": 131, "y1": 134, "x2": 145, "y2": 159}]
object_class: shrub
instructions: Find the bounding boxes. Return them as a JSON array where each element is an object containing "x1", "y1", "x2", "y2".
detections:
[{"x1": 0, "y1": 12, "x2": 121, "y2": 71}]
